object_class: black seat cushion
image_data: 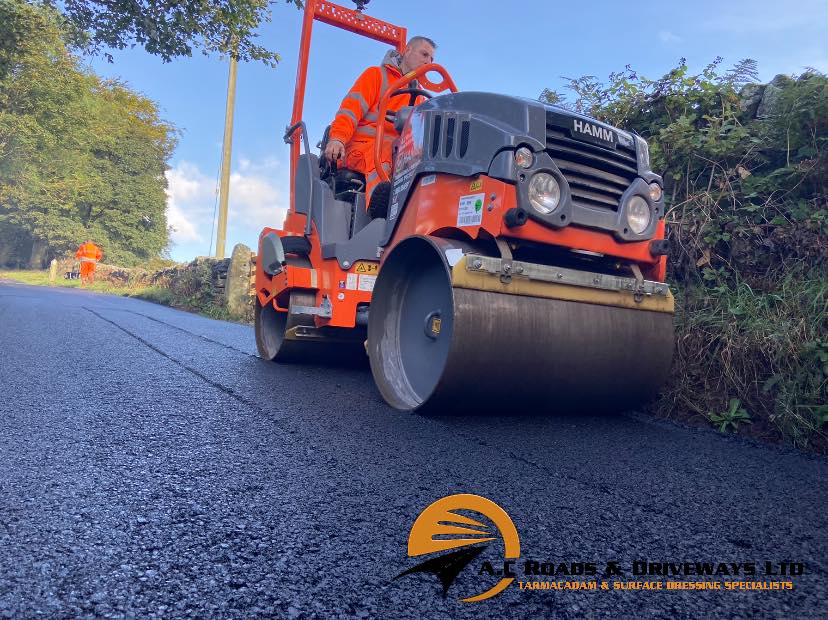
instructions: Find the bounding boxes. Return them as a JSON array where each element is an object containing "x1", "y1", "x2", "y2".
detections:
[{"x1": 334, "y1": 168, "x2": 365, "y2": 188}]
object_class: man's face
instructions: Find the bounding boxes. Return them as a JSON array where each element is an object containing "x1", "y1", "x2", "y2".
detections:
[{"x1": 401, "y1": 41, "x2": 435, "y2": 74}]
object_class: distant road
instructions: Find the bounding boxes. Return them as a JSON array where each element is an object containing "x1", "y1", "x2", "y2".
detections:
[{"x1": 1, "y1": 282, "x2": 826, "y2": 618}]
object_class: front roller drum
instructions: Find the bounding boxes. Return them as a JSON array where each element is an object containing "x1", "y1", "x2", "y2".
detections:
[{"x1": 367, "y1": 236, "x2": 674, "y2": 413}]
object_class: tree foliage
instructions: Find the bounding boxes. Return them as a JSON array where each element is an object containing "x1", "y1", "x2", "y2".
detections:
[
  {"x1": 0, "y1": 0, "x2": 177, "y2": 267},
  {"x1": 543, "y1": 59, "x2": 828, "y2": 449},
  {"x1": 44, "y1": 0, "x2": 301, "y2": 66}
]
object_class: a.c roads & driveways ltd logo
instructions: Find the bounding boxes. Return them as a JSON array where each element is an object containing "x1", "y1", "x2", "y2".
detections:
[{"x1": 393, "y1": 493, "x2": 520, "y2": 602}]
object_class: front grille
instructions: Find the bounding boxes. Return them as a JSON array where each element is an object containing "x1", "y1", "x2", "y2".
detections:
[{"x1": 545, "y1": 120, "x2": 638, "y2": 212}]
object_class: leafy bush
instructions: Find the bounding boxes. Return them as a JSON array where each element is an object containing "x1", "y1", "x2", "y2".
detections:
[{"x1": 543, "y1": 59, "x2": 827, "y2": 450}]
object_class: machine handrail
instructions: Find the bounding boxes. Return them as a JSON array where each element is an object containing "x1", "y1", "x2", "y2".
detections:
[{"x1": 285, "y1": 120, "x2": 317, "y2": 236}]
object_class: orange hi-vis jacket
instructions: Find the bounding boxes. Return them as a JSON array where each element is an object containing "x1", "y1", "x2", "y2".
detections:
[
  {"x1": 76, "y1": 242, "x2": 102, "y2": 263},
  {"x1": 329, "y1": 50, "x2": 423, "y2": 199}
]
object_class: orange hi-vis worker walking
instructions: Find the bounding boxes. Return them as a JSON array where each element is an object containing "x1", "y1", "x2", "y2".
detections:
[
  {"x1": 324, "y1": 36, "x2": 437, "y2": 203},
  {"x1": 75, "y1": 240, "x2": 102, "y2": 285}
]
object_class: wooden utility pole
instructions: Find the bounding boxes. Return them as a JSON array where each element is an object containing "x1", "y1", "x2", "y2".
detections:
[{"x1": 216, "y1": 52, "x2": 238, "y2": 259}]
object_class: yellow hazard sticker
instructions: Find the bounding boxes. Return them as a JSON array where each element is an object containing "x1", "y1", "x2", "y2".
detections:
[
  {"x1": 353, "y1": 261, "x2": 379, "y2": 275},
  {"x1": 469, "y1": 179, "x2": 483, "y2": 191}
]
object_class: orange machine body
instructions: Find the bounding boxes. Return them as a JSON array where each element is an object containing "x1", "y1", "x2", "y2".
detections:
[
  {"x1": 255, "y1": 0, "x2": 667, "y2": 331},
  {"x1": 256, "y1": 171, "x2": 668, "y2": 329}
]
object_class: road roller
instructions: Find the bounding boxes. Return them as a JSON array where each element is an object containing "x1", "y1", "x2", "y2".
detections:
[{"x1": 254, "y1": 0, "x2": 674, "y2": 412}]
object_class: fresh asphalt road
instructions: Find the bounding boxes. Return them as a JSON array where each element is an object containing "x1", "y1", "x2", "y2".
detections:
[{"x1": 0, "y1": 281, "x2": 826, "y2": 619}]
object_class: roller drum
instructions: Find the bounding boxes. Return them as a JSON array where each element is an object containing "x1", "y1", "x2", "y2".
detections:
[{"x1": 367, "y1": 236, "x2": 674, "y2": 413}]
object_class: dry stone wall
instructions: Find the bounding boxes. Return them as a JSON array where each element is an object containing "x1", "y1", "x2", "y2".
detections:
[{"x1": 54, "y1": 243, "x2": 256, "y2": 320}]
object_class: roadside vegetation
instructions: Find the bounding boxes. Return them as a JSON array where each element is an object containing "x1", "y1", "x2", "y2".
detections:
[{"x1": 543, "y1": 59, "x2": 827, "y2": 451}]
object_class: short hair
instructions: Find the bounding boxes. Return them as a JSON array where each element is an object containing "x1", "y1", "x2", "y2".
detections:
[{"x1": 407, "y1": 36, "x2": 437, "y2": 50}]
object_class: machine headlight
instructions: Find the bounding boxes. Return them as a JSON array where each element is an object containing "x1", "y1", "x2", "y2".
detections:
[
  {"x1": 626, "y1": 196, "x2": 651, "y2": 234},
  {"x1": 515, "y1": 147, "x2": 534, "y2": 169},
  {"x1": 528, "y1": 173, "x2": 561, "y2": 215},
  {"x1": 648, "y1": 182, "x2": 662, "y2": 202}
]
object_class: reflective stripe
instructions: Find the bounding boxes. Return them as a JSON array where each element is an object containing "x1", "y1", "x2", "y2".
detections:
[
  {"x1": 345, "y1": 91, "x2": 369, "y2": 115},
  {"x1": 366, "y1": 164, "x2": 391, "y2": 187},
  {"x1": 352, "y1": 65, "x2": 403, "y2": 145},
  {"x1": 336, "y1": 107, "x2": 358, "y2": 125},
  {"x1": 355, "y1": 127, "x2": 397, "y2": 141}
]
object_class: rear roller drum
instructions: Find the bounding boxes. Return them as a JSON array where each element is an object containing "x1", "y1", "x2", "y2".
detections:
[
  {"x1": 367, "y1": 236, "x2": 674, "y2": 413},
  {"x1": 255, "y1": 290, "x2": 317, "y2": 362}
]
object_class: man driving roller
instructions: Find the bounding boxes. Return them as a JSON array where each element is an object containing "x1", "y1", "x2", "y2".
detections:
[{"x1": 323, "y1": 36, "x2": 436, "y2": 205}]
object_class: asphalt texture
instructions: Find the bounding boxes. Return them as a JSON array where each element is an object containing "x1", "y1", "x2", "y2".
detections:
[{"x1": 0, "y1": 281, "x2": 826, "y2": 619}]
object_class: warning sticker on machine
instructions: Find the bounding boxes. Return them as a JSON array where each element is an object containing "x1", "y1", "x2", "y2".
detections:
[
  {"x1": 353, "y1": 261, "x2": 379, "y2": 275},
  {"x1": 358, "y1": 275, "x2": 376, "y2": 292},
  {"x1": 457, "y1": 193, "x2": 485, "y2": 227},
  {"x1": 346, "y1": 273, "x2": 358, "y2": 290}
]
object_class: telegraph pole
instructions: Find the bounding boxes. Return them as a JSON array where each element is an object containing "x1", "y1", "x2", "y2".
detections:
[{"x1": 215, "y1": 50, "x2": 238, "y2": 259}]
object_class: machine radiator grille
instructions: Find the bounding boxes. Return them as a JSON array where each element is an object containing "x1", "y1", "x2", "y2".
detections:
[
  {"x1": 545, "y1": 122, "x2": 638, "y2": 212},
  {"x1": 430, "y1": 115, "x2": 470, "y2": 160}
]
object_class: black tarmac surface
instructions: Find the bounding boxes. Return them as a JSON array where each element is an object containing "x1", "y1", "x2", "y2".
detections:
[{"x1": 1, "y1": 281, "x2": 826, "y2": 619}]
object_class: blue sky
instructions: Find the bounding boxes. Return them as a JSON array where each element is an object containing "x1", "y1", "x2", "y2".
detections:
[{"x1": 87, "y1": 0, "x2": 828, "y2": 262}]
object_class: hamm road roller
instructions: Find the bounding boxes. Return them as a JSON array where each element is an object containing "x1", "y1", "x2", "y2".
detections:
[{"x1": 255, "y1": 0, "x2": 674, "y2": 412}]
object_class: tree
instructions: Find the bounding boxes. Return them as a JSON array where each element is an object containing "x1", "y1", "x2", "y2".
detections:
[
  {"x1": 0, "y1": 0, "x2": 177, "y2": 267},
  {"x1": 47, "y1": 0, "x2": 301, "y2": 66}
]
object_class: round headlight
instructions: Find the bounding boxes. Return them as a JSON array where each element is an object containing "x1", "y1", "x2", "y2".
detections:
[
  {"x1": 515, "y1": 147, "x2": 534, "y2": 169},
  {"x1": 626, "y1": 196, "x2": 651, "y2": 234},
  {"x1": 648, "y1": 182, "x2": 663, "y2": 202},
  {"x1": 528, "y1": 173, "x2": 561, "y2": 215}
]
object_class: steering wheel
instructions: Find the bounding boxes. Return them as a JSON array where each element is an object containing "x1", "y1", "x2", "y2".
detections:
[
  {"x1": 384, "y1": 88, "x2": 433, "y2": 122},
  {"x1": 374, "y1": 63, "x2": 459, "y2": 183}
]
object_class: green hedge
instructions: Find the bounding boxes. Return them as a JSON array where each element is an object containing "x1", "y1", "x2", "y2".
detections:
[{"x1": 543, "y1": 59, "x2": 827, "y2": 450}]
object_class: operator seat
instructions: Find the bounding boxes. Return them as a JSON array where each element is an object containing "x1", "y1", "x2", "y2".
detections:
[{"x1": 317, "y1": 125, "x2": 390, "y2": 225}]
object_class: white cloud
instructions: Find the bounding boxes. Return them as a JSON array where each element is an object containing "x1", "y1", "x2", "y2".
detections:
[
  {"x1": 658, "y1": 30, "x2": 682, "y2": 44},
  {"x1": 164, "y1": 157, "x2": 289, "y2": 261},
  {"x1": 166, "y1": 202, "x2": 204, "y2": 244},
  {"x1": 165, "y1": 162, "x2": 216, "y2": 245}
]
